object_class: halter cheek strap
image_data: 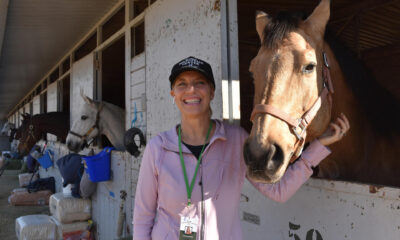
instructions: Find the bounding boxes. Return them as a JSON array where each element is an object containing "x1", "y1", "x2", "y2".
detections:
[
  {"x1": 250, "y1": 52, "x2": 334, "y2": 163},
  {"x1": 20, "y1": 120, "x2": 37, "y2": 152},
  {"x1": 68, "y1": 104, "x2": 104, "y2": 142}
]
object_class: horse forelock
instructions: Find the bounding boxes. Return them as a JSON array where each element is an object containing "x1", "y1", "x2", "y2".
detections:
[{"x1": 262, "y1": 11, "x2": 305, "y2": 48}]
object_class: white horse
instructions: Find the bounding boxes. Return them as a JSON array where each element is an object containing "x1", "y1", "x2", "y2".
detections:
[
  {"x1": 66, "y1": 93, "x2": 126, "y2": 152},
  {"x1": 1, "y1": 122, "x2": 15, "y2": 136}
]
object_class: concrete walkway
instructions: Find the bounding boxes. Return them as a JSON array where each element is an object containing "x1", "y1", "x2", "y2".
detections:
[{"x1": 0, "y1": 170, "x2": 50, "y2": 240}]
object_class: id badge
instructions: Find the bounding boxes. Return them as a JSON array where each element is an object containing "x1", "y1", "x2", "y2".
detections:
[{"x1": 179, "y1": 216, "x2": 198, "y2": 240}]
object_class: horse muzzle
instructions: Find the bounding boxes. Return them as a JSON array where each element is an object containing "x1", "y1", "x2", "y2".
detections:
[
  {"x1": 66, "y1": 137, "x2": 82, "y2": 153},
  {"x1": 243, "y1": 138, "x2": 287, "y2": 183}
]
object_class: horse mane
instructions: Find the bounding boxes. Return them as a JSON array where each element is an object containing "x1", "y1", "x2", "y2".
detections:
[
  {"x1": 32, "y1": 111, "x2": 70, "y2": 140},
  {"x1": 32, "y1": 111, "x2": 69, "y2": 120},
  {"x1": 262, "y1": 11, "x2": 305, "y2": 48},
  {"x1": 92, "y1": 99, "x2": 125, "y2": 120},
  {"x1": 325, "y1": 34, "x2": 400, "y2": 136}
]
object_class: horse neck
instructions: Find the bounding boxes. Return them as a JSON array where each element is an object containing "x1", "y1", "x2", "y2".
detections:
[
  {"x1": 99, "y1": 103, "x2": 125, "y2": 150},
  {"x1": 34, "y1": 113, "x2": 69, "y2": 140},
  {"x1": 324, "y1": 44, "x2": 368, "y2": 157}
]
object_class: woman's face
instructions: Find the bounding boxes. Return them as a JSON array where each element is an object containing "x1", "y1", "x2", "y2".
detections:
[{"x1": 170, "y1": 71, "x2": 214, "y2": 118}]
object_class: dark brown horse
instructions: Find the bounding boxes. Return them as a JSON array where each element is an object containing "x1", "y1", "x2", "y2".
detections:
[
  {"x1": 244, "y1": 0, "x2": 400, "y2": 187},
  {"x1": 17, "y1": 112, "x2": 70, "y2": 155}
]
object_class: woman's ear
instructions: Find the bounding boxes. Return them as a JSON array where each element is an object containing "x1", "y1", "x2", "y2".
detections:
[{"x1": 170, "y1": 90, "x2": 174, "y2": 97}]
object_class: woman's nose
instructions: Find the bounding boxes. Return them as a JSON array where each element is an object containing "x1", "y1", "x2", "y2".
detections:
[{"x1": 186, "y1": 84, "x2": 196, "y2": 92}]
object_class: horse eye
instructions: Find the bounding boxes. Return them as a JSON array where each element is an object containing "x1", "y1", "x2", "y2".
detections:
[
  {"x1": 303, "y1": 63, "x2": 316, "y2": 74},
  {"x1": 81, "y1": 115, "x2": 88, "y2": 120},
  {"x1": 249, "y1": 71, "x2": 254, "y2": 78}
]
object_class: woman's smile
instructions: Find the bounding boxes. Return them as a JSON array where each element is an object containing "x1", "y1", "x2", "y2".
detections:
[{"x1": 183, "y1": 97, "x2": 201, "y2": 104}]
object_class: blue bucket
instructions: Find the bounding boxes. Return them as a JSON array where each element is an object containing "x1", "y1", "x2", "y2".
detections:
[
  {"x1": 37, "y1": 150, "x2": 54, "y2": 169},
  {"x1": 82, "y1": 147, "x2": 115, "y2": 182}
]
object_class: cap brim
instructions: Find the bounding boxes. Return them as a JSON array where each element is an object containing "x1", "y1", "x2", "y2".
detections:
[{"x1": 169, "y1": 67, "x2": 214, "y2": 87}]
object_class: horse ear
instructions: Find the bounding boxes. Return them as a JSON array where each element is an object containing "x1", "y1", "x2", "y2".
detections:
[
  {"x1": 304, "y1": 0, "x2": 330, "y2": 37},
  {"x1": 22, "y1": 113, "x2": 30, "y2": 120},
  {"x1": 81, "y1": 88, "x2": 93, "y2": 105},
  {"x1": 255, "y1": 11, "x2": 270, "y2": 43}
]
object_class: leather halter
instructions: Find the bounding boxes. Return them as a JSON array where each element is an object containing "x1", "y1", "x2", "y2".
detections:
[
  {"x1": 20, "y1": 119, "x2": 37, "y2": 152},
  {"x1": 68, "y1": 104, "x2": 104, "y2": 142},
  {"x1": 250, "y1": 52, "x2": 334, "y2": 162}
]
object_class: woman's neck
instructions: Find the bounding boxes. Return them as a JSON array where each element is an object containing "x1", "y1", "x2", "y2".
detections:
[{"x1": 180, "y1": 115, "x2": 214, "y2": 146}]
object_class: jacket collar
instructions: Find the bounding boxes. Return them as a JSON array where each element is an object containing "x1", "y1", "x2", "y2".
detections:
[{"x1": 160, "y1": 119, "x2": 227, "y2": 153}]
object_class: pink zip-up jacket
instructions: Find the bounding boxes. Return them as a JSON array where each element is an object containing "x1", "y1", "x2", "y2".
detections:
[{"x1": 133, "y1": 120, "x2": 330, "y2": 240}]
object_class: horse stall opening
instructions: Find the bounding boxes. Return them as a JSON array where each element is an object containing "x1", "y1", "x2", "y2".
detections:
[
  {"x1": 235, "y1": 0, "x2": 400, "y2": 239},
  {"x1": 98, "y1": 36, "x2": 125, "y2": 148}
]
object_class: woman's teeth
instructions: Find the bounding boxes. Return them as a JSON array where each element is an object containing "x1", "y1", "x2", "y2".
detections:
[{"x1": 184, "y1": 99, "x2": 200, "y2": 104}]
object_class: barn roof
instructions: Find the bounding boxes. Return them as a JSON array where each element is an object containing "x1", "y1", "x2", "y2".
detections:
[{"x1": 0, "y1": 0, "x2": 119, "y2": 119}]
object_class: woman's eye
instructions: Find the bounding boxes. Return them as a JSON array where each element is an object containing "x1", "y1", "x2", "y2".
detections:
[
  {"x1": 81, "y1": 115, "x2": 88, "y2": 120},
  {"x1": 303, "y1": 63, "x2": 316, "y2": 74}
]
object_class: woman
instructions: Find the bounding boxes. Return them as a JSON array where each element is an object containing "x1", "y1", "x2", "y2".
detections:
[{"x1": 133, "y1": 56, "x2": 350, "y2": 240}]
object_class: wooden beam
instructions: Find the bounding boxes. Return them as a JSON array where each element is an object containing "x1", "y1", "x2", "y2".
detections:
[
  {"x1": 362, "y1": 42, "x2": 400, "y2": 60},
  {"x1": 330, "y1": 0, "x2": 398, "y2": 23}
]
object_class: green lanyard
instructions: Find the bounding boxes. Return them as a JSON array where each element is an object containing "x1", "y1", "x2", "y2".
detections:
[{"x1": 178, "y1": 121, "x2": 213, "y2": 206}]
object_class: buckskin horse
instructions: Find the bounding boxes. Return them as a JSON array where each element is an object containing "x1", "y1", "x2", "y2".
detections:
[
  {"x1": 17, "y1": 112, "x2": 70, "y2": 155},
  {"x1": 243, "y1": 0, "x2": 400, "y2": 187}
]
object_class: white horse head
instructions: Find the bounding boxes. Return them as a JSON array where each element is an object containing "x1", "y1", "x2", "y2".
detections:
[
  {"x1": 1, "y1": 122, "x2": 15, "y2": 136},
  {"x1": 66, "y1": 92, "x2": 125, "y2": 152},
  {"x1": 11, "y1": 139, "x2": 19, "y2": 152}
]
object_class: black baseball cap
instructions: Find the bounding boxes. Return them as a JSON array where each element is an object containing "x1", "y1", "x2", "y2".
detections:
[{"x1": 169, "y1": 56, "x2": 215, "y2": 89}]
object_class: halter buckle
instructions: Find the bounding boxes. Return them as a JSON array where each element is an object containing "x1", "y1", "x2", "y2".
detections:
[
  {"x1": 292, "y1": 118, "x2": 307, "y2": 140},
  {"x1": 323, "y1": 52, "x2": 330, "y2": 68}
]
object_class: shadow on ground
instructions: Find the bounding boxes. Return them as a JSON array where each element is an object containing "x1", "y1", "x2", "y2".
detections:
[{"x1": 0, "y1": 170, "x2": 50, "y2": 240}]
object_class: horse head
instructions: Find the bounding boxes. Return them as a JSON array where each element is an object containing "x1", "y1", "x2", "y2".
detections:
[
  {"x1": 244, "y1": 0, "x2": 333, "y2": 183},
  {"x1": 1, "y1": 122, "x2": 16, "y2": 136},
  {"x1": 66, "y1": 92, "x2": 102, "y2": 152},
  {"x1": 1, "y1": 122, "x2": 9, "y2": 135},
  {"x1": 17, "y1": 114, "x2": 41, "y2": 155}
]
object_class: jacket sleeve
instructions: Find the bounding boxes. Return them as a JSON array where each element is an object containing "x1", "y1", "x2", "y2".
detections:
[
  {"x1": 247, "y1": 140, "x2": 330, "y2": 203},
  {"x1": 133, "y1": 140, "x2": 159, "y2": 240}
]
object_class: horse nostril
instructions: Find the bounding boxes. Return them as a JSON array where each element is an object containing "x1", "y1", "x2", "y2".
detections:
[
  {"x1": 67, "y1": 141, "x2": 74, "y2": 150},
  {"x1": 243, "y1": 141, "x2": 251, "y2": 166},
  {"x1": 265, "y1": 143, "x2": 284, "y2": 172}
]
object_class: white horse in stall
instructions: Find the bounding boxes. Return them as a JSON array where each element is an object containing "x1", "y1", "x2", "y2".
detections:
[
  {"x1": 1, "y1": 122, "x2": 15, "y2": 136},
  {"x1": 1, "y1": 122, "x2": 19, "y2": 153},
  {"x1": 66, "y1": 92, "x2": 126, "y2": 152}
]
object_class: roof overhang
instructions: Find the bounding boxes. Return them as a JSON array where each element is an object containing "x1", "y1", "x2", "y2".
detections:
[{"x1": 0, "y1": 0, "x2": 120, "y2": 119}]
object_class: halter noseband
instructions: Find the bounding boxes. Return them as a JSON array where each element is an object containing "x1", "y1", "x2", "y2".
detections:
[
  {"x1": 250, "y1": 52, "x2": 334, "y2": 162},
  {"x1": 68, "y1": 104, "x2": 104, "y2": 142}
]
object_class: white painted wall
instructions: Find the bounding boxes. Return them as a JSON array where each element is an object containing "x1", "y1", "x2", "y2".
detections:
[
  {"x1": 145, "y1": 0, "x2": 223, "y2": 139},
  {"x1": 23, "y1": 103, "x2": 29, "y2": 114},
  {"x1": 33, "y1": 95, "x2": 40, "y2": 115},
  {"x1": 47, "y1": 82, "x2": 58, "y2": 112},
  {"x1": 240, "y1": 178, "x2": 400, "y2": 240},
  {"x1": 47, "y1": 81, "x2": 58, "y2": 141},
  {"x1": 70, "y1": 53, "x2": 94, "y2": 127},
  {"x1": 129, "y1": 53, "x2": 146, "y2": 135}
]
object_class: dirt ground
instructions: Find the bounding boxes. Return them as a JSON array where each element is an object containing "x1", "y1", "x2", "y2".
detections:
[{"x1": 0, "y1": 170, "x2": 50, "y2": 240}]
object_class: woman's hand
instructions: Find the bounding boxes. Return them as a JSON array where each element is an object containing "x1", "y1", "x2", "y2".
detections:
[{"x1": 318, "y1": 113, "x2": 350, "y2": 146}]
